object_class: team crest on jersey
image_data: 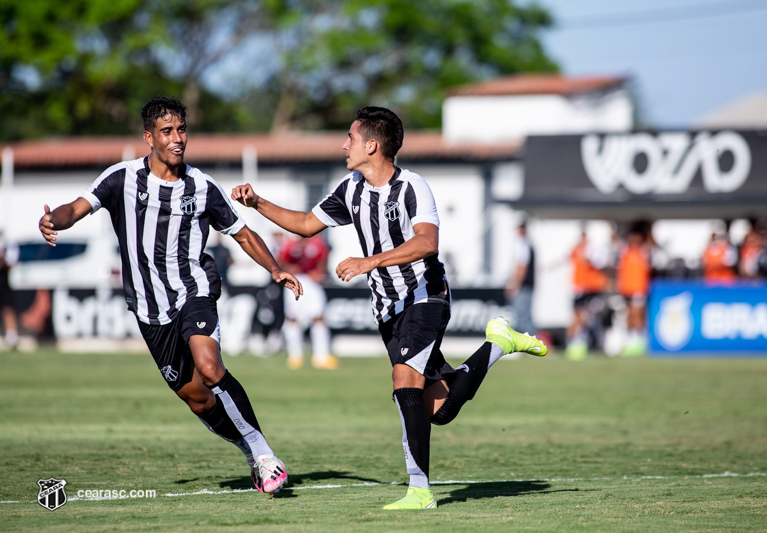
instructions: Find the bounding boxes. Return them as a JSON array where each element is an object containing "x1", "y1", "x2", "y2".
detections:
[
  {"x1": 138, "y1": 192, "x2": 148, "y2": 202},
  {"x1": 179, "y1": 195, "x2": 197, "y2": 215},
  {"x1": 37, "y1": 478, "x2": 67, "y2": 511},
  {"x1": 161, "y1": 365, "x2": 179, "y2": 382},
  {"x1": 384, "y1": 201, "x2": 400, "y2": 221}
]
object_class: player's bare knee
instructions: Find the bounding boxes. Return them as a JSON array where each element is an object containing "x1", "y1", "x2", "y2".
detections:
[
  {"x1": 195, "y1": 361, "x2": 225, "y2": 386},
  {"x1": 177, "y1": 385, "x2": 215, "y2": 415}
]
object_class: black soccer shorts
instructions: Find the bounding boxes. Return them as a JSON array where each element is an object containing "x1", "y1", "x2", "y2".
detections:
[
  {"x1": 378, "y1": 298, "x2": 455, "y2": 385},
  {"x1": 137, "y1": 296, "x2": 221, "y2": 392}
]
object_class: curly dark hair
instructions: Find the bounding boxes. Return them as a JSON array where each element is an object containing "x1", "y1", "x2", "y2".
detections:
[
  {"x1": 141, "y1": 96, "x2": 187, "y2": 132},
  {"x1": 354, "y1": 106, "x2": 404, "y2": 160}
]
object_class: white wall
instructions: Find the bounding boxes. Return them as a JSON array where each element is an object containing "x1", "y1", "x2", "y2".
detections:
[{"x1": 443, "y1": 89, "x2": 633, "y2": 143}]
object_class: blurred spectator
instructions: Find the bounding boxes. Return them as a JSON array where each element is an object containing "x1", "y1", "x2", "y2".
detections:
[
  {"x1": 277, "y1": 234, "x2": 337, "y2": 370},
  {"x1": 504, "y1": 221, "x2": 536, "y2": 336},
  {"x1": 702, "y1": 227, "x2": 737, "y2": 282},
  {"x1": 208, "y1": 233, "x2": 234, "y2": 293},
  {"x1": 0, "y1": 231, "x2": 19, "y2": 350},
  {"x1": 738, "y1": 219, "x2": 765, "y2": 279},
  {"x1": 616, "y1": 223, "x2": 652, "y2": 357},
  {"x1": 566, "y1": 230, "x2": 609, "y2": 360}
]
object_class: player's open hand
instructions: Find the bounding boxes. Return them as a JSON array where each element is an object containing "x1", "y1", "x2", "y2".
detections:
[
  {"x1": 39, "y1": 204, "x2": 57, "y2": 247},
  {"x1": 273, "y1": 270, "x2": 303, "y2": 300},
  {"x1": 231, "y1": 184, "x2": 259, "y2": 209}
]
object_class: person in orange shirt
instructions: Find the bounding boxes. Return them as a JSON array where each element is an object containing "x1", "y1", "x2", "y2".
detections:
[
  {"x1": 616, "y1": 225, "x2": 652, "y2": 357},
  {"x1": 566, "y1": 231, "x2": 609, "y2": 360},
  {"x1": 702, "y1": 230, "x2": 737, "y2": 282}
]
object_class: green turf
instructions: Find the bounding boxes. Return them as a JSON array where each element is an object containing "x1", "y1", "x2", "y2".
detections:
[{"x1": 1, "y1": 349, "x2": 766, "y2": 532}]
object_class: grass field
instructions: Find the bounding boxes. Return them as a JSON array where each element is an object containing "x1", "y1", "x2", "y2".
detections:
[{"x1": 1, "y1": 348, "x2": 766, "y2": 532}]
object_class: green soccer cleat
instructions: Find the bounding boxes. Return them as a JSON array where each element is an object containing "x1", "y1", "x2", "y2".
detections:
[
  {"x1": 383, "y1": 487, "x2": 437, "y2": 510},
  {"x1": 485, "y1": 316, "x2": 548, "y2": 356}
]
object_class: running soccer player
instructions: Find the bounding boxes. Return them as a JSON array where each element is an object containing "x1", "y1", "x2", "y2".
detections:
[
  {"x1": 231, "y1": 106, "x2": 548, "y2": 510},
  {"x1": 38, "y1": 96, "x2": 301, "y2": 494}
]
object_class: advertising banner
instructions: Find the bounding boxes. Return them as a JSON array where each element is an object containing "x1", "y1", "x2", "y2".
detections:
[
  {"x1": 649, "y1": 280, "x2": 767, "y2": 356},
  {"x1": 522, "y1": 130, "x2": 767, "y2": 218},
  {"x1": 11, "y1": 285, "x2": 510, "y2": 354}
]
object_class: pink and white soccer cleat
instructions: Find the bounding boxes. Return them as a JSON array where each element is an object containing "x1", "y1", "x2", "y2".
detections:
[{"x1": 251, "y1": 455, "x2": 288, "y2": 494}]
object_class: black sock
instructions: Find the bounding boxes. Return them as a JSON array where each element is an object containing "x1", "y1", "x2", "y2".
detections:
[
  {"x1": 197, "y1": 396, "x2": 242, "y2": 442},
  {"x1": 431, "y1": 343, "x2": 491, "y2": 426},
  {"x1": 393, "y1": 388, "x2": 431, "y2": 484},
  {"x1": 208, "y1": 370, "x2": 263, "y2": 435}
]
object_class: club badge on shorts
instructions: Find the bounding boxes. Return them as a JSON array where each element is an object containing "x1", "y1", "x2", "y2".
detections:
[{"x1": 37, "y1": 478, "x2": 68, "y2": 511}]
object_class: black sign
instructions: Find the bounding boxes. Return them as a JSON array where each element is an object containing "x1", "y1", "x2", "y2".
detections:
[{"x1": 521, "y1": 130, "x2": 767, "y2": 219}]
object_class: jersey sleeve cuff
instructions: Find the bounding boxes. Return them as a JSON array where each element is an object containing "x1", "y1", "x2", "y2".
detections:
[
  {"x1": 311, "y1": 205, "x2": 339, "y2": 227},
  {"x1": 411, "y1": 215, "x2": 440, "y2": 227},
  {"x1": 81, "y1": 192, "x2": 101, "y2": 212},
  {"x1": 219, "y1": 218, "x2": 246, "y2": 236}
]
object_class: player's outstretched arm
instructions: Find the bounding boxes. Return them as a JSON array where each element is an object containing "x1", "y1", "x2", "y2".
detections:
[
  {"x1": 231, "y1": 226, "x2": 303, "y2": 300},
  {"x1": 39, "y1": 198, "x2": 93, "y2": 247},
  {"x1": 231, "y1": 183, "x2": 326, "y2": 238}
]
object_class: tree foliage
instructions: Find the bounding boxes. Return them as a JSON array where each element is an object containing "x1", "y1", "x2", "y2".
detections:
[
  {"x1": 0, "y1": 0, "x2": 557, "y2": 141},
  {"x1": 260, "y1": 0, "x2": 558, "y2": 131}
]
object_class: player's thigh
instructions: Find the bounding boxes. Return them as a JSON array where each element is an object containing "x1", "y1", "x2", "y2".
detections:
[
  {"x1": 382, "y1": 301, "x2": 452, "y2": 383},
  {"x1": 180, "y1": 296, "x2": 224, "y2": 383},
  {"x1": 138, "y1": 318, "x2": 195, "y2": 392}
]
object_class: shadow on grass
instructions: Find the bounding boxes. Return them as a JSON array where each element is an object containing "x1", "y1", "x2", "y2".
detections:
[
  {"x1": 218, "y1": 470, "x2": 384, "y2": 499},
  {"x1": 437, "y1": 480, "x2": 565, "y2": 506}
]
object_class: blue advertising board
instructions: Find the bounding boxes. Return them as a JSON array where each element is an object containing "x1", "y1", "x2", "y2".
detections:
[{"x1": 649, "y1": 280, "x2": 767, "y2": 356}]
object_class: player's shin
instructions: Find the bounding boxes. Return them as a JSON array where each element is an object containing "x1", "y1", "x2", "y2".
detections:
[
  {"x1": 197, "y1": 399, "x2": 255, "y2": 467},
  {"x1": 208, "y1": 371, "x2": 274, "y2": 458},
  {"x1": 393, "y1": 388, "x2": 431, "y2": 488},
  {"x1": 430, "y1": 342, "x2": 496, "y2": 425}
]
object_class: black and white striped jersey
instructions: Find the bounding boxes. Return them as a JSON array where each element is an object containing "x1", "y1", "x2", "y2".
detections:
[
  {"x1": 82, "y1": 157, "x2": 245, "y2": 325},
  {"x1": 312, "y1": 167, "x2": 448, "y2": 324}
]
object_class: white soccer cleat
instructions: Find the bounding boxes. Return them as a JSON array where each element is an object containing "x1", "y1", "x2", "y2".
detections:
[{"x1": 251, "y1": 455, "x2": 288, "y2": 494}]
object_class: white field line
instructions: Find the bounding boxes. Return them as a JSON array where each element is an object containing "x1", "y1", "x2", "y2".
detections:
[{"x1": 2, "y1": 471, "x2": 764, "y2": 504}]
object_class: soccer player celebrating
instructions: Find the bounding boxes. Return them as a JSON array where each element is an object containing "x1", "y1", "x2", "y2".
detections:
[
  {"x1": 38, "y1": 96, "x2": 301, "y2": 494},
  {"x1": 231, "y1": 106, "x2": 547, "y2": 510}
]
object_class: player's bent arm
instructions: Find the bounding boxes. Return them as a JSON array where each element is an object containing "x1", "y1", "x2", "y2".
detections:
[
  {"x1": 370, "y1": 222, "x2": 439, "y2": 269},
  {"x1": 231, "y1": 226, "x2": 303, "y2": 299},
  {"x1": 336, "y1": 223, "x2": 438, "y2": 281},
  {"x1": 231, "y1": 183, "x2": 326, "y2": 237},
  {"x1": 39, "y1": 198, "x2": 93, "y2": 247}
]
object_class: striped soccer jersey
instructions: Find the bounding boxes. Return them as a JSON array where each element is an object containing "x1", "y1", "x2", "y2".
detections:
[
  {"x1": 82, "y1": 157, "x2": 245, "y2": 325},
  {"x1": 312, "y1": 167, "x2": 448, "y2": 323}
]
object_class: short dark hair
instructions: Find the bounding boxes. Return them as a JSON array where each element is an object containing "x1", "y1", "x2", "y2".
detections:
[
  {"x1": 141, "y1": 96, "x2": 187, "y2": 132},
  {"x1": 354, "y1": 106, "x2": 404, "y2": 160}
]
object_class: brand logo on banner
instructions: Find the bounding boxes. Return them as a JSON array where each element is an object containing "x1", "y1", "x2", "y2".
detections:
[
  {"x1": 649, "y1": 281, "x2": 767, "y2": 355},
  {"x1": 654, "y1": 292, "x2": 694, "y2": 351},
  {"x1": 581, "y1": 131, "x2": 752, "y2": 195},
  {"x1": 38, "y1": 478, "x2": 68, "y2": 511}
]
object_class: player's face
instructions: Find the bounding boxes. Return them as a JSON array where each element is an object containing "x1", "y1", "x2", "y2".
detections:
[
  {"x1": 342, "y1": 120, "x2": 367, "y2": 172},
  {"x1": 145, "y1": 113, "x2": 187, "y2": 169}
]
